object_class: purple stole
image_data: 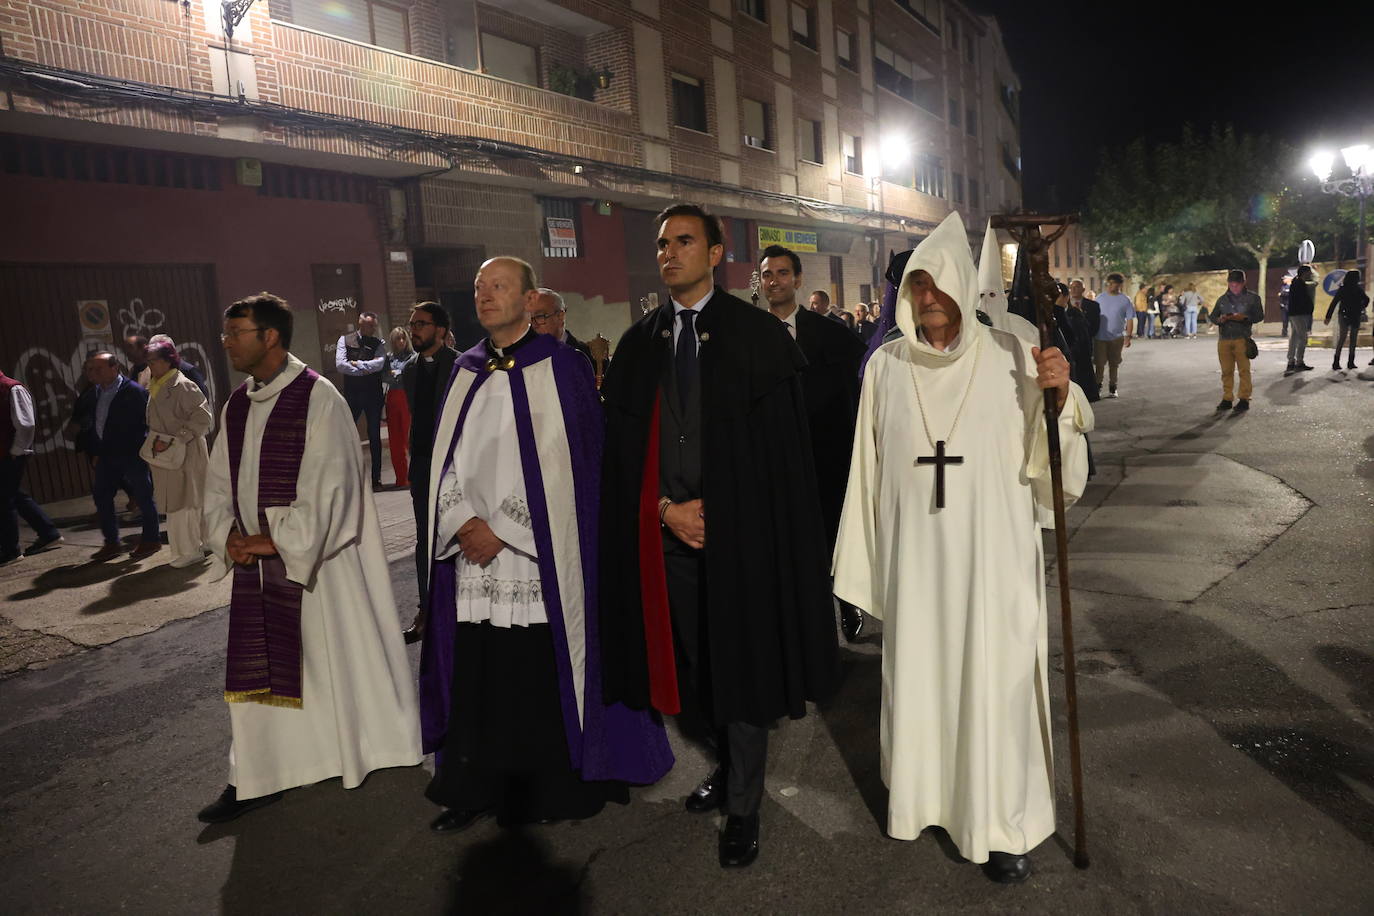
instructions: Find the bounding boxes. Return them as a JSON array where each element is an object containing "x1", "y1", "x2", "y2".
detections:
[{"x1": 223, "y1": 367, "x2": 318, "y2": 708}]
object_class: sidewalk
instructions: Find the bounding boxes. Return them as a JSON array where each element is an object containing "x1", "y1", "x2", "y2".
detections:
[{"x1": 0, "y1": 439, "x2": 418, "y2": 677}]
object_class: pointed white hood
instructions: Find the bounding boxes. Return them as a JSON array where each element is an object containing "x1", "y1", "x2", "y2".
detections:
[
  {"x1": 977, "y1": 221, "x2": 1009, "y2": 324},
  {"x1": 894, "y1": 211, "x2": 982, "y2": 362}
]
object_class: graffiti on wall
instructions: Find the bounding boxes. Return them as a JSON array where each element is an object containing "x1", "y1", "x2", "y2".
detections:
[{"x1": 10, "y1": 296, "x2": 220, "y2": 454}]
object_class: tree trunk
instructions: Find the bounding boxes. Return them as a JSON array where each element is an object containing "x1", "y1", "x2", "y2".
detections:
[{"x1": 1256, "y1": 254, "x2": 1268, "y2": 319}]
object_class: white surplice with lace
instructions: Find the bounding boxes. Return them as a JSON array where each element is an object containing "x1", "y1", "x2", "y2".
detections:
[{"x1": 433, "y1": 370, "x2": 545, "y2": 627}]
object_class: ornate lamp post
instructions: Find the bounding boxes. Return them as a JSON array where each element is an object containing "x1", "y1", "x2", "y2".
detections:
[{"x1": 1309, "y1": 144, "x2": 1374, "y2": 293}]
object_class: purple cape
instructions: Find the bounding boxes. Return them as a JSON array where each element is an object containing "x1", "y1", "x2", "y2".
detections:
[{"x1": 418, "y1": 333, "x2": 673, "y2": 785}]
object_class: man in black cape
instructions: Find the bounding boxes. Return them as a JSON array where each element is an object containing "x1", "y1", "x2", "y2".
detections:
[
  {"x1": 757, "y1": 244, "x2": 868, "y2": 640},
  {"x1": 599, "y1": 204, "x2": 838, "y2": 869}
]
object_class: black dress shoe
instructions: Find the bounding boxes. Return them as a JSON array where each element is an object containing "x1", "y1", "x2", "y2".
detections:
[
  {"x1": 719, "y1": 813, "x2": 760, "y2": 868},
  {"x1": 1216, "y1": 400, "x2": 1232, "y2": 411},
  {"x1": 429, "y1": 807, "x2": 491, "y2": 833},
  {"x1": 685, "y1": 769, "x2": 726, "y2": 813},
  {"x1": 1234, "y1": 399, "x2": 1249, "y2": 411},
  {"x1": 402, "y1": 623, "x2": 423, "y2": 644},
  {"x1": 983, "y1": 851, "x2": 1032, "y2": 884},
  {"x1": 197, "y1": 784, "x2": 283, "y2": 824},
  {"x1": 840, "y1": 605, "x2": 864, "y2": 642},
  {"x1": 1298, "y1": 363, "x2": 1314, "y2": 371}
]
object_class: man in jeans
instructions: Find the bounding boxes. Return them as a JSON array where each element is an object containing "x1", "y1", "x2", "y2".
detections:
[
  {"x1": 1213, "y1": 269, "x2": 1265, "y2": 411},
  {"x1": 1093, "y1": 273, "x2": 1134, "y2": 398}
]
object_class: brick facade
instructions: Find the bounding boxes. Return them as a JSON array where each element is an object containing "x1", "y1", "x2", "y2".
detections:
[{"x1": 2, "y1": 0, "x2": 1024, "y2": 343}]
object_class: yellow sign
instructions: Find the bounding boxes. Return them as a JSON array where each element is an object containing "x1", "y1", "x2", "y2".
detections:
[{"x1": 757, "y1": 225, "x2": 818, "y2": 252}]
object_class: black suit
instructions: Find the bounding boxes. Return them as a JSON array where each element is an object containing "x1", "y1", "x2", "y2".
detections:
[
  {"x1": 402, "y1": 346, "x2": 459, "y2": 612},
  {"x1": 82, "y1": 378, "x2": 159, "y2": 545}
]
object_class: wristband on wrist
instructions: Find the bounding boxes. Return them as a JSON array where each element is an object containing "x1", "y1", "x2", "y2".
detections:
[{"x1": 658, "y1": 496, "x2": 672, "y2": 526}]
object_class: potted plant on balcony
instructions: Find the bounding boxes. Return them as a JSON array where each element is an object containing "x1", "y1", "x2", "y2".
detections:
[{"x1": 549, "y1": 63, "x2": 597, "y2": 102}]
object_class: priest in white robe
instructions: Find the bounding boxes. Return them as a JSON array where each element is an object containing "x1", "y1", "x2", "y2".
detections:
[
  {"x1": 197, "y1": 292, "x2": 421, "y2": 823},
  {"x1": 833, "y1": 213, "x2": 1093, "y2": 883}
]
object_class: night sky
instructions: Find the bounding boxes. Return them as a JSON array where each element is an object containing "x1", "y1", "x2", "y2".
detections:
[{"x1": 970, "y1": 0, "x2": 1374, "y2": 213}]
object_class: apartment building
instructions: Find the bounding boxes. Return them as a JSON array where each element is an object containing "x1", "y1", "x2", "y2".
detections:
[{"x1": 0, "y1": 0, "x2": 1022, "y2": 500}]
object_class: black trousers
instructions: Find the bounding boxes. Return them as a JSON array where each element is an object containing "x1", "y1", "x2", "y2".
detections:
[
  {"x1": 426, "y1": 622, "x2": 624, "y2": 823},
  {"x1": 92, "y1": 454, "x2": 158, "y2": 544},
  {"x1": 410, "y1": 469, "x2": 429, "y2": 615},
  {"x1": 663, "y1": 547, "x2": 770, "y2": 817},
  {"x1": 1, "y1": 456, "x2": 59, "y2": 555},
  {"x1": 344, "y1": 385, "x2": 384, "y2": 483}
]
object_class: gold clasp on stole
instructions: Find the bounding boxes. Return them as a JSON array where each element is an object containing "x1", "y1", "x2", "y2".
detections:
[{"x1": 484, "y1": 356, "x2": 516, "y2": 372}]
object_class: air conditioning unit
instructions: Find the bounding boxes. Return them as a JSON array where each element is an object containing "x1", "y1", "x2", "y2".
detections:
[{"x1": 744, "y1": 135, "x2": 766, "y2": 150}]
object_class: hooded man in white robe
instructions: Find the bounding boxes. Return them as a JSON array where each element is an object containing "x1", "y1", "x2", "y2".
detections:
[{"x1": 833, "y1": 213, "x2": 1093, "y2": 883}]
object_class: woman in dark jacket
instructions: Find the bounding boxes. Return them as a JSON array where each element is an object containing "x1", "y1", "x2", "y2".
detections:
[
  {"x1": 1323, "y1": 270, "x2": 1370, "y2": 370},
  {"x1": 1284, "y1": 265, "x2": 1317, "y2": 375}
]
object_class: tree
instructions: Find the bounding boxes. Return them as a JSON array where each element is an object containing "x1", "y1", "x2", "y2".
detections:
[
  {"x1": 1083, "y1": 136, "x2": 1207, "y2": 287},
  {"x1": 1187, "y1": 126, "x2": 1305, "y2": 304},
  {"x1": 1085, "y1": 126, "x2": 1322, "y2": 301}
]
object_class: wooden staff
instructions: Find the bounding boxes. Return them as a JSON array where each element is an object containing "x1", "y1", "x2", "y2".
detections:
[{"x1": 991, "y1": 211, "x2": 1090, "y2": 869}]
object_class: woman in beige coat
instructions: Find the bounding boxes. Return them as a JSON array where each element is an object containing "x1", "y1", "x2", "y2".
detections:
[{"x1": 144, "y1": 341, "x2": 213, "y2": 567}]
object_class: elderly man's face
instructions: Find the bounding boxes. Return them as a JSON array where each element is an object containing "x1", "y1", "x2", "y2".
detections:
[
  {"x1": 1069, "y1": 280, "x2": 1084, "y2": 300},
  {"x1": 908, "y1": 270, "x2": 961, "y2": 335},
  {"x1": 528, "y1": 292, "x2": 567, "y2": 339},
  {"x1": 358, "y1": 315, "x2": 379, "y2": 338}
]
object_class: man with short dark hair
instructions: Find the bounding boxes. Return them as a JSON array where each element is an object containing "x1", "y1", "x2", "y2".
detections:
[
  {"x1": 1093, "y1": 273, "x2": 1134, "y2": 398},
  {"x1": 82, "y1": 352, "x2": 160, "y2": 561},
  {"x1": 760, "y1": 243, "x2": 868, "y2": 641},
  {"x1": 335, "y1": 310, "x2": 387, "y2": 490},
  {"x1": 198, "y1": 291, "x2": 420, "y2": 823},
  {"x1": 529, "y1": 287, "x2": 594, "y2": 364},
  {"x1": 600, "y1": 203, "x2": 839, "y2": 869},
  {"x1": 808, "y1": 289, "x2": 830, "y2": 314},
  {"x1": 400, "y1": 301, "x2": 457, "y2": 642},
  {"x1": 1212, "y1": 269, "x2": 1264, "y2": 411}
]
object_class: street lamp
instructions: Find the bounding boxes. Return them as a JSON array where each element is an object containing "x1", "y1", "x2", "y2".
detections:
[
  {"x1": 1310, "y1": 143, "x2": 1374, "y2": 293},
  {"x1": 872, "y1": 131, "x2": 914, "y2": 229}
]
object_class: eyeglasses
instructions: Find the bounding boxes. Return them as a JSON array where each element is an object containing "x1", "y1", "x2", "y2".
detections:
[
  {"x1": 220, "y1": 327, "x2": 265, "y2": 341},
  {"x1": 407, "y1": 320, "x2": 435, "y2": 329},
  {"x1": 529, "y1": 310, "x2": 565, "y2": 325}
]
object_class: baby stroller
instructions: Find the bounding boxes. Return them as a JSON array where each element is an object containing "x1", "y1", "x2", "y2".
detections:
[{"x1": 1159, "y1": 297, "x2": 1184, "y2": 338}]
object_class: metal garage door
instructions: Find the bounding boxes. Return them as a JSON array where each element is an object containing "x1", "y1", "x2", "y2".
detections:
[{"x1": 0, "y1": 263, "x2": 223, "y2": 503}]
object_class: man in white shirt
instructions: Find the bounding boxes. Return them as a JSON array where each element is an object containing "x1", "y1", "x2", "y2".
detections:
[{"x1": 0, "y1": 370, "x2": 63, "y2": 563}]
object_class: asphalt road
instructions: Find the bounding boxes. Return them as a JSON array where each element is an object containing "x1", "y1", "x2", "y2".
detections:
[{"x1": 2, "y1": 336, "x2": 1372, "y2": 914}]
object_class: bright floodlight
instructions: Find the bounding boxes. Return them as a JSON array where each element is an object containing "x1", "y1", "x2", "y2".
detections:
[
  {"x1": 1341, "y1": 143, "x2": 1371, "y2": 174},
  {"x1": 1308, "y1": 150, "x2": 1335, "y2": 182},
  {"x1": 880, "y1": 132, "x2": 912, "y2": 171}
]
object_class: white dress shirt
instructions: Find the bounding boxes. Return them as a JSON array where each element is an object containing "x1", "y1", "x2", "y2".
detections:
[{"x1": 671, "y1": 290, "x2": 713, "y2": 352}]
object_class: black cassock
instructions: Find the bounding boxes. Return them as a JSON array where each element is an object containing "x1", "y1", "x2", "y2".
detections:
[{"x1": 599, "y1": 288, "x2": 839, "y2": 727}]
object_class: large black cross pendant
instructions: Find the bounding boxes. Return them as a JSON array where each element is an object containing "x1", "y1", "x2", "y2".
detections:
[{"x1": 915, "y1": 440, "x2": 964, "y2": 509}]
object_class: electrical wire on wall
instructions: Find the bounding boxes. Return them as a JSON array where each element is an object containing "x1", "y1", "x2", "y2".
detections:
[{"x1": 0, "y1": 55, "x2": 940, "y2": 234}]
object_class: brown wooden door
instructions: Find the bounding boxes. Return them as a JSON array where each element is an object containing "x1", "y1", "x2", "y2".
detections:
[{"x1": 310, "y1": 264, "x2": 363, "y2": 385}]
